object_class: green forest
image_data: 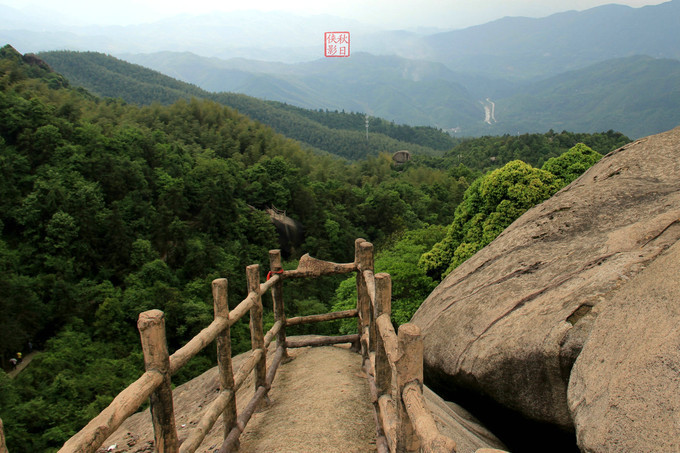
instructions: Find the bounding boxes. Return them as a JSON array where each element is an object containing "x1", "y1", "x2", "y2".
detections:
[
  {"x1": 0, "y1": 45, "x2": 629, "y2": 452},
  {"x1": 36, "y1": 51, "x2": 456, "y2": 160}
]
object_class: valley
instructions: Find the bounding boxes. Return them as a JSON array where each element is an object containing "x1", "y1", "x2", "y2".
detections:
[
  {"x1": 3, "y1": 1, "x2": 679, "y2": 138},
  {"x1": 1, "y1": 1, "x2": 679, "y2": 451}
]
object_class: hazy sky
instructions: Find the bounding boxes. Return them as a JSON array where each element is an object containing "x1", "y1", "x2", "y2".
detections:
[{"x1": 2, "y1": 0, "x2": 670, "y2": 29}]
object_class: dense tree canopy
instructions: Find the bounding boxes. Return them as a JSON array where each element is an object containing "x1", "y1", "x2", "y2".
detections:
[
  {"x1": 541, "y1": 142, "x2": 603, "y2": 185},
  {"x1": 420, "y1": 144, "x2": 602, "y2": 280},
  {"x1": 0, "y1": 45, "x2": 621, "y2": 452},
  {"x1": 441, "y1": 129, "x2": 625, "y2": 172},
  {"x1": 331, "y1": 225, "x2": 447, "y2": 331},
  {"x1": 0, "y1": 46, "x2": 473, "y2": 451}
]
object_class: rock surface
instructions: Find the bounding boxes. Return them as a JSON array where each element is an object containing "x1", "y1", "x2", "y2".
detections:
[
  {"x1": 568, "y1": 239, "x2": 680, "y2": 452},
  {"x1": 423, "y1": 386, "x2": 507, "y2": 452},
  {"x1": 411, "y1": 126, "x2": 680, "y2": 434}
]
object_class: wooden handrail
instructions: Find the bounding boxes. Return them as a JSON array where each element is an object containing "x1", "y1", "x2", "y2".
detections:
[
  {"x1": 363, "y1": 269, "x2": 376, "y2": 304},
  {"x1": 269, "y1": 251, "x2": 287, "y2": 359},
  {"x1": 376, "y1": 313, "x2": 399, "y2": 366},
  {"x1": 403, "y1": 383, "x2": 457, "y2": 452},
  {"x1": 247, "y1": 265, "x2": 267, "y2": 400},
  {"x1": 58, "y1": 370, "x2": 164, "y2": 452},
  {"x1": 168, "y1": 317, "x2": 229, "y2": 376},
  {"x1": 139, "y1": 310, "x2": 178, "y2": 452},
  {"x1": 264, "y1": 320, "x2": 283, "y2": 349},
  {"x1": 212, "y1": 278, "x2": 236, "y2": 448},
  {"x1": 59, "y1": 249, "x2": 364, "y2": 453},
  {"x1": 219, "y1": 345, "x2": 286, "y2": 453},
  {"x1": 285, "y1": 309, "x2": 358, "y2": 326},
  {"x1": 283, "y1": 253, "x2": 357, "y2": 278},
  {"x1": 258, "y1": 272, "x2": 281, "y2": 294},
  {"x1": 285, "y1": 334, "x2": 360, "y2": 349},
  {"x1": 179, "y1": 389, "x2": 233, "y2": 453},
  {"x1": 355, "y1": 238, "x2": 457, "y2": 453},
  {"x1": 57, "y1": 241, "x2": 455, "y2": 453}
]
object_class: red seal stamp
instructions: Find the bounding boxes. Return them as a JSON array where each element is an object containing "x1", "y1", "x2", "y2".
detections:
[{"x1": 324, "y1": 32, "x2": 350, "y2": 57}]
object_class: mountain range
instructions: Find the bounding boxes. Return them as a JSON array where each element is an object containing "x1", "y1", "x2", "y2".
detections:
[
  {"x1": 5, "y1": 0, "x2": 680, "y2": 138},
  {"x1": 116, "y1": 49, "x2": 680, "y2": 138},
  {"x1": 36, "y1": 49, "x2": 458, "y2": 160}
]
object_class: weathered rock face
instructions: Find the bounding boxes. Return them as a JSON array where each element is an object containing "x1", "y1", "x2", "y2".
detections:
[
  {"x1": 424, "y1": 386, "x2": 508, "y2": 452},
  {"x1": 411, "y1": 126, "x2": 680, "y2": 435},
  {"x1": 568, "y1": 239, "x2": 680, "y2": 452},
  {"x1": 266, "y1": 208, "x2": 305, "y2": 258}
]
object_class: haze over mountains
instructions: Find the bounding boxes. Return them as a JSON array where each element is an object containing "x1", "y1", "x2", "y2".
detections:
[{"x1": 3, "y1": 0, "x2": 680, "y2": 138}]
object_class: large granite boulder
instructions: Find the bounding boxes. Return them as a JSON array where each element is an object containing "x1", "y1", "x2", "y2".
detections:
[
  {"x1": 568, "y1": 239, "x2": 680, "y2": 452},
  {"x1": 411, "y1": 126, "x2": 680, "y2": 436}
]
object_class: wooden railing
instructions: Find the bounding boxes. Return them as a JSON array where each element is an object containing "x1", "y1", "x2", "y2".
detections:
[
  {"x1": 53, "y1": 239, "x2": 460, "y2": 453},
  {"x1": 355, "y1": 240, "x2": 458, "y2": 453}
]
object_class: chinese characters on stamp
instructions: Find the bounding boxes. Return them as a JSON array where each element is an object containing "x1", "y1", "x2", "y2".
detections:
[{"x1": 324, "y1": 32, "x2": 350, "y2": 57}]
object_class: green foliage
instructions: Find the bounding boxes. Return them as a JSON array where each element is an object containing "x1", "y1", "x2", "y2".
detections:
[
  {"x1": 541, "y1": 142, "x2": 602, "y2": 185},
  {"x1": 331, "y1": 225, "x2": 446, "y2": 331},
  {"x1": 443, "y1": 130, "x2": 627, "y2": 173},
  {"x1": 0, "y1": 45, "x2": 478, "y2": 450},
  {"x1": 420, "y1": 161, "x2": 563, "y2": 280},
  {"x1": 1, "y1": 326, "x2": 143, "y2": 451},
  {"x1": 38, "y1": 50, "x2": 450, "y2": 160},
  {"x1": 269, "y1": 103, "x2": 462, "y2": 151},
  {"x1": 0, "y1": 45, "x2": 622, "y2": 451},
  {"x1": 421, "y1": 143, "x2": 605, "y2": 280},
  {"x1": 491, "y1": 56, "x2": 680, "y2": 139}
]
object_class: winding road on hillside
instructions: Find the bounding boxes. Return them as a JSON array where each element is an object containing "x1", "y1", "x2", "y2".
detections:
[{"x1": 481, "y1": 98, "x2": 497, "y2": 125}]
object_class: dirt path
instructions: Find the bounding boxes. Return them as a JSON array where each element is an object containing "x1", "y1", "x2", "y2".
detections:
[
  {"x1": 238, "y1": 345, "x2": 376, "y2": 452},
  {"x1": 96, "y1": 344, "x2": 377, "y2": 453},
  {"x1": 7, "y1": 351, "x2": 38, "y2": 379}
]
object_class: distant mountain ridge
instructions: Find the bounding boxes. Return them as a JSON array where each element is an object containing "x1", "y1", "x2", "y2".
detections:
[
  {"x1": 115, "y1": 50, "x2": 680, "y2": 139},
  {"x1": 8, "y1": 1, "x2": 680, "y2": 138},
  {"x1": 4, "y1": 1, "x2": 679, "y2": 71},
  {"x1": 101, "y1": 0, "x2": 680, "y2": 138},
  {"x1": 3, "y1": 1, "x2": 679, "y2": 75},
  {"x1": 118, "y1": 51, "x2": 483, "y2": 130},
  {"x1": 37, "y1": 50, "x2": 456, "y2": 159},
  {"x1": 495, "y1": 55, "x2": 680, "y2": 138},
  {"x1": 422, "y1": 0, "x2": 680, "y2": 78}
]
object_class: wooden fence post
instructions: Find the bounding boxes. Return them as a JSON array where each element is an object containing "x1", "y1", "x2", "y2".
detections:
[
  {"x1": 0, "y1": 418, "x2": 8, "y2": 453},
  {"x1": 396, "y1": 324, "x2": 422, "y2": 452},
  {"x1": 213, "y1": 278, "x2": 237, "y2": 440},
  {"x1": 355, "y1": 239, "x2": 370, "y2": 356},
  {"x1": 246, "y1": 265, "x2": 267, "y2": 393},
  {"x1": 361, "y1": 241, "x2": 376, "y2": 354},
  {"x1": 269, "y1": 250, "x2": 288, "y2": 359},
  {"x1": 374, "y1": 273, "x2": 391, "y2": 397},
  {"x1": 138, "y1": 310, "x2": 179, "y2": 453}
]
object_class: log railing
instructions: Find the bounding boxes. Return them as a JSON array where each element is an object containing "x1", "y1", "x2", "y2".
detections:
[
  {"x1": 355, "y1": 239, "x2": 458, "y2": 453},
  {"x1": 56, "y1": 239, "x2": 459, "y2": 453},
  {"x1": 58, "y1": 248, "x2": 357, "y2": 453}
]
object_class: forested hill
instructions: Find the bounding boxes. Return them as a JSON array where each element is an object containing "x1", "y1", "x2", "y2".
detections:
[
  {"x1": 441, "y1": 129, "x2": 630, "y2": 173},
  {"x1": 0, "y1": 44, "x2": 633, "y2": 451},
  {"x1": 0, "y1": 45, "x2": 476, "y2": 450},
  {"x1": 36, "y1": 50, "x2": 458, "y2": 159}
]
